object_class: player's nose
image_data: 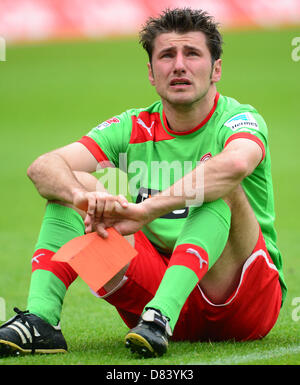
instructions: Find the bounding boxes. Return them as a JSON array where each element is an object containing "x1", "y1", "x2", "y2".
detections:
[{"x1": 173, "y1": 52, "x2": 186, "y2": 75}]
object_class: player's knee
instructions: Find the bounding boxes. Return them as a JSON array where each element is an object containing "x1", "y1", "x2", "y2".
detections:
[
  {"x1": 47, "y1": 171, "x2": 99, "y2": 220},
  {"x1": 103, "y1": 263, "x2": 130, "y2": 293},
  {"x1": 222, "y1": 185, "x2": 245, "y2": 210},
  {"x1": 102, "y1": 234, "x2": 134, "y2": 292}
]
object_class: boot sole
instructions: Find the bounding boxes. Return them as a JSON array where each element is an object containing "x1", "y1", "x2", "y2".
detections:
[
  {"x1": 0, "y1": 339, "x2": 67, "y2": 357},
  {"x1": 125, "y1": 332, "x2": 157, "y2": 358}
]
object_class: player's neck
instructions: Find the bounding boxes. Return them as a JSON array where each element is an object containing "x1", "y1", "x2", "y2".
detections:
[{"x1": 162, "y1": 87, "x2": 217, "y2": 133}]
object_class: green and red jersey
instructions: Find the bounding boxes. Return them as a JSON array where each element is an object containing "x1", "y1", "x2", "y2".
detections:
[{"x1": 78, "y1": 92, "x2": 287, "y2": 303}]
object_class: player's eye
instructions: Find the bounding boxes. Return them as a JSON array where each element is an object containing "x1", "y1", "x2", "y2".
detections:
[
  {"x1": 187, "y1": 50, "x2": 200, "y2": 56},
  {"x1": 160, "y1": 52, "x2": 173, "y2": 59}
]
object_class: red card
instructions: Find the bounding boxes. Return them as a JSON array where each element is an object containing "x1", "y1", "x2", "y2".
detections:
[{"x1": 52, "y1": 228, "x2": 137, "y2": 292}]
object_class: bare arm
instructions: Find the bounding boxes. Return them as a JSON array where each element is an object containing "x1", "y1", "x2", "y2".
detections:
[
  {"x1": 96, "y1": 138, "x2": 264, "y2": 237},
  {"x1": 27, "y1": 142, "x2": 99, "y2": 203},
  {"x1": 27, "y1": 142, "x2": 129, "y2": 236},
  {"x1": 136, "y1": 139, "x2": 263, "y2": 222}
]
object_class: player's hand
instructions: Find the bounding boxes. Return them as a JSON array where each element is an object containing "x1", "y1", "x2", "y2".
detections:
[
  {"x1": 104, "y1": 202, "x2": 150, "y2": 236},
  {"x1": 72, "y1": 189, "x2": 129, "y2": 237}
]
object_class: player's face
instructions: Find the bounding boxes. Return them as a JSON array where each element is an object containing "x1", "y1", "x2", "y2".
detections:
[{"x1": 148, "y1": 31, "x2": 221, "y2": 107}]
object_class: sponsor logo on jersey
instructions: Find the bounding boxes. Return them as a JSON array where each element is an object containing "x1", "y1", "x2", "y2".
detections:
[
  {"x1": 31, "y1": 253, "x2": 45, "y2": 264},
  {"x1": 137, "y1": 117, "x2": 154, "y2": 136},
  {"x1": 224, "y1": 112, "x2": 259, "y2": 131},
  {"x1": 95, "y1": 117, "x2": 120, "y2": 131},
  {"x1": 136, "y1": 187, "x2": 189, "y2": 219},
  {"x1": 200, "y1": 152, "x2": 212, "y2": 162}
]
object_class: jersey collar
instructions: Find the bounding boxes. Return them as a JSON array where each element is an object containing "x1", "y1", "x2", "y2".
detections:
[{"x1": 162, "y1": 92, "x2": 220, "y2": 136}]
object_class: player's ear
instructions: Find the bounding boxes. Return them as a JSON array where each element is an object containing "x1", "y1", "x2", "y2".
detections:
[
  {"x1": 211, "y1": 58, "x2": 222, "y2": 83},
  {"x1": 148, "y1": 62, "x2": 155, "y2": 86}
]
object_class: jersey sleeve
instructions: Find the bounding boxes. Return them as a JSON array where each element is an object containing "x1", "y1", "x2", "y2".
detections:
[
  {"x1": 218, "y1": 110, "x2": 269, "y2": 164},
  {"x1": 78, "y1": 111, "x2": 132, "y2": 169}
]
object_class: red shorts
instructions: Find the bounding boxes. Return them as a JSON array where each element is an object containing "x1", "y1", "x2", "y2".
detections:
[{"x1": 94, "y1": 229, "x2": 282, "y2": 342}]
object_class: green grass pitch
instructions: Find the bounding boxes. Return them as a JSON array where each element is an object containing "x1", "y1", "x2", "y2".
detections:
[{"x1": 0, "y1": 28, "x2": 300, "y2": 365}]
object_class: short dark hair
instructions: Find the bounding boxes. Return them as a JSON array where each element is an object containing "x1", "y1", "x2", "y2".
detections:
[{"x1": 139, "y1": 8, "x2": 223, "y2": 64}]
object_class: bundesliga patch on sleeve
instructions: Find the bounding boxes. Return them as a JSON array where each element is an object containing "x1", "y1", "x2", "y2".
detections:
[
  {"x1": 224, "y1": 112, "x2": 259, "y2": 131},
  {"x1": 95, "y1": 117, "x2": 120, "y2": 131}
]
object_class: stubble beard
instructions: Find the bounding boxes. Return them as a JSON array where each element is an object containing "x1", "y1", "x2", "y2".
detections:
[{"x1": 162, "y1": 85, "x2": 211, "y2": 113}]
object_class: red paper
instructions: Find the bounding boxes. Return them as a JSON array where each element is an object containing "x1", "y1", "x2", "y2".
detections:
[{"x1": 52, "y1": 228, "x2": 137, "y2": 292}]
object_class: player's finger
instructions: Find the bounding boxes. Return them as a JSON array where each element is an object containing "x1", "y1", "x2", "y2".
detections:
[
  {"x1": 87, "y1": 193, "x2": 97, "y2": 218},
  {"x1": 103, "y1": 197, "x2": 116, "y2": 218},
  {"x1": 84, "y1": 214, "x2": 93, "y2": 233},
  {"x1": 112, "y1": 201, "x2": 127, "y2": 218},
  {"x1": 96, "y1": 223, "x2": 109, "y2": 238},
  {"x1": 117, "y1": 194, "x2": 129, "y2": 208},
  {"x1": 73, "y1": 190, "x2": 88, "y2": 212},
  {"x1": 94, "y1": 195, "x2": 106, "y2": 223}
]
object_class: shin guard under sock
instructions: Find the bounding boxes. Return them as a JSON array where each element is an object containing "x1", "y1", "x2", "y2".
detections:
[
  {"x1": 27, "y1": 203, "x2": 85, "y2": 325},
  {"x1": 145, "y1": 199, "x2": 231, "y2": 332}
]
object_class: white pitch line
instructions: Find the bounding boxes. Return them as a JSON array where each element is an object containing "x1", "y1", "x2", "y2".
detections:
[{"x1": 187, "y1": 345, "x2": 300, "y2": 365}]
